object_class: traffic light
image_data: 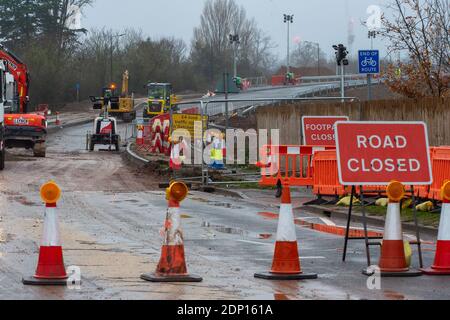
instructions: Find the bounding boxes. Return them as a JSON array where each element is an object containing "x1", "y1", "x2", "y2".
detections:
[
  {"x1": 283, "y1": 14, "x2": 293, "y2": 23},
  {"x1": 333, "y1": 44, "x2": 349, "y2": 66},
  {"x1": 229, "y1": 34, "x2": 240, "y2": 44}
]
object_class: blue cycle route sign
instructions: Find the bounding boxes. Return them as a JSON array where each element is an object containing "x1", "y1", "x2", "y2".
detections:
[{"x1": 358, "y1": 50, "x2": 380, "y2": 74}]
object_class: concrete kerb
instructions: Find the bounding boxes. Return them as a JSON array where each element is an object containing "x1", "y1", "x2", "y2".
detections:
[
  {"x1": 304, "y1": 204, "x2": 439, "y2": 237},
  {"x1": 46, "y1": 117, "x2": 94, "y2": 134},
  {"x1": 125, "y1": 142, "x2": 150, "y2": 166}
]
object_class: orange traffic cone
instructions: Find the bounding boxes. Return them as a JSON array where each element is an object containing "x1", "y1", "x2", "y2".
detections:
[
  {"x1": 421, "y1": 181, "x2": 450, "y2": 275},
  {"x1": 363, "y1": 181, "x2": 422, "y2": 277},
  {"x1": 136, "y1": 125, "x2": 144, "y2": 145},
  {"x1": 141, "y1": 182, "x2": 202, "y2": 282},
  {"x1": 23, "y1": 181, "x2": 70, "y2": 285},
  {"x1": 255, "y1": 182, "x2": 318, "y2": 280}
]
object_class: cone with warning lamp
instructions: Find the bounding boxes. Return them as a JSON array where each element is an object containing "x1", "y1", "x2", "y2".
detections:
[
  {"x1": 136, "y1": 125, "x2": 144, "y2": 145},
  {"x1": 363, "y1": 181, "x2": 422, "y2": 277},
  {"x1": 421, "y1": 181, "x2": 450, "y2": 275},
  {"x1": 23, "y1": 181, "x2": 71, "y2": 285},
  {"x1": 141, "y1": 181, "x2": 202, "y2": 282},
  {"x1": 255, "y1": 182, "x2": 318, "y2": 280}
]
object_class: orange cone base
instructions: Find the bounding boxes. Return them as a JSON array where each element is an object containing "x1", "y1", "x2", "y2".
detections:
[
  {"x1": 22, "y1": 276, "x2": 68, "y2": 286},
  {"x1": 254, "y1": 271, "x2": 318, "y2": 280},
  {"x1": 23, "y1": 246, "x2": 68, "y2": 286},
  {"x1": 420, "y1": 267, "x2": 450, "y2": 275},
  {"x1": 140, "y1": 272, "x2": 202, "y2": 283},
  {"x1": 141, "y1": 245, "x2": 202, "y2": 282},
  {"x1": 362, "y1": 268, "x2": 422, "y2": 277}
]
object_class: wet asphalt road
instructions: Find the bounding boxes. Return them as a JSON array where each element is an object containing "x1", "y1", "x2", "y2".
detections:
[{"x1": 0, "y1": 120, "x2": 449, "y2": 300}]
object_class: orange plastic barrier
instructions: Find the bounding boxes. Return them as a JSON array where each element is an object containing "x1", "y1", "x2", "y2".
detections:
[
  {"x1": 312, "y1": 150, "x2": 347, "y2": 197},
  {"x1": 258, "y1": 145, "x2": 314, "y2": 187},
  {"x1": 429, "y1": 147, "x2": 450, "y2": 201}
]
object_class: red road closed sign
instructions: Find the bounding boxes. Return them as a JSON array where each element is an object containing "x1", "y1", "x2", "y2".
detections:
[
  {"x1": 302, "y1": 116, "x2": 349, "y2": 146},
  {"x1": 335, "y1": 121, "x2": 432, "y2": 185}
]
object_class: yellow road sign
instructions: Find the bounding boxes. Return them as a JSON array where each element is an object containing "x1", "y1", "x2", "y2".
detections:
[{"x1": 172, "y1": 114, "x2": 208, "y2": 139}]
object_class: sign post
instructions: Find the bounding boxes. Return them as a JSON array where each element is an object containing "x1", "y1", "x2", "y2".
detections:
[
  {"x1": 301, "y1": 116, "x2": 349, "y2": 147},
  {"x1": 358, "y1": 50, "x2": 380, "y2": 101},
  {"x1": 335, "y1": 121, "x2": 431, "y2": 268}
]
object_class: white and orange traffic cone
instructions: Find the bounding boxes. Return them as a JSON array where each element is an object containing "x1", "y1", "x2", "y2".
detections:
[
  {"x1": 421, "y1": 181, "x2": 450, "y2": 275},
  {"x1": 363, "y1": 181, "x2": 422, "y2": 277},
  {"x1": 141, "y1": 182, "x2": 202, "y2": 282},
  {"x1": 55, "y1": 112, "x2": 61, "y2": 126},
  {"x1": 255, "y1": 182, "x2": 318, "y2": 280},
  {"x1": 136, "y1": 125, "x2": 144, "y2": 145},
  {"x1": 23, "y1": 181, "x2": 71, "y2": 285}
]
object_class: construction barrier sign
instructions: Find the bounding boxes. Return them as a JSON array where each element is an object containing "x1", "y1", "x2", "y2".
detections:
[
  {"x1": 335, "y1": 121, "x2": 433, "y2": 185},
  {"x1": 172, "y1": 114, "x2": 208, "y2": 139},
  {"x1": 302, "y1": 116, "x2": 349, "y2": 146}
]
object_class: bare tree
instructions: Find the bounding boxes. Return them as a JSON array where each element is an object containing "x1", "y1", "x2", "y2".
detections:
[{"x1": 381, "y1": 0, "x2": 449, "y2": 98}]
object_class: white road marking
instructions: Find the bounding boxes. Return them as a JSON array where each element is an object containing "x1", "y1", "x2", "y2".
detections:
[{"x1": 237, "y1": 240, "x2": 271, "y2": 246}]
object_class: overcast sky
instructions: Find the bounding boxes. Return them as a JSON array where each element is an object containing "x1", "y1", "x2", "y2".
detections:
[{"x1": 83, "y1": 0, "x2": 390, "y2": 60}]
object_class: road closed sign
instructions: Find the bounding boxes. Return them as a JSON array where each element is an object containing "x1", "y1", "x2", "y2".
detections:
[
  {"x1": 302, "y1": 116, "x2": 349, "y2": 146},
  {"x1": 335, "y1": 121, "x2": 432, "y2": 186}
]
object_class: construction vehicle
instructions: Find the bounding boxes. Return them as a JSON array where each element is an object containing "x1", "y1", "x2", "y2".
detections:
[
  {"x1": 142, "y1": 83, "x2": 179, "y2": 119},
  {"x1": 0, "y1": 61, "x2": 8, "y2": 170},
  {"x1": 89, "y1": 91, "x2": 121, "y2": 152},
  {"x1": 107, "y1": 71, "x2": 136, "y2": 122},
  {"x1": 0, "y1": 45, "x2": 47, "y2": 157}
]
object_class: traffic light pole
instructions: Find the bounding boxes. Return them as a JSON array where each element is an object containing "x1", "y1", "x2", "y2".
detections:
[
  {"x1": 286, "y1": 22, "x2": 290, "y2": 74},
  {"x1": 367, "y1": 74, "x2": 372, "y2": 101}
]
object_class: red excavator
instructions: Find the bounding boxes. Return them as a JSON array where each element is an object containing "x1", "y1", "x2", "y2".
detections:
[{"x1": 0, "y1": 45, "x2": 47, "y2": 157}]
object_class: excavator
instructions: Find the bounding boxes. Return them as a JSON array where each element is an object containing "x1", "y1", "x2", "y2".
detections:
[
  {"x1": 0, "y1": 45, "x2": 47, "y2": 158},
  {"x1": 107, "y1": 70, "x2": 136, "y2": 122},
  {"x1": 92, "y1": 71, "x2": 136, "y2": 122},
  {"x1": 142, "y1": 83, "x2": 179, "y2": 119}
]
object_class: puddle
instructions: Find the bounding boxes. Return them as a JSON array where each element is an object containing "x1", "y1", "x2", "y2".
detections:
[
  {"x1": 191, "y1": 197, "x2": 242, "y2": 209},
  {"x1": 8, "y1": 196, "x2": 39, "y2": 207},
  {"x1": 180, "y1": 214, "x2": 192, "y2": 219},
  {"x1": 259, "y1": 234, "x2": 273, "y2": 239},
  {"x1": 201, "y1": 221, "x2": 268, "y2": 240}
]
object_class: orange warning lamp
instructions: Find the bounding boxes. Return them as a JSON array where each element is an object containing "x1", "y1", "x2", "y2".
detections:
[
  {"x1": 110, "y1": 83, "x2": 116, "y2": 90},
  {"x1": 386, "y1": 181, "x2": 405, "y2": 203},
  {"x1": 166, "y1": 181, "x2": 188, "y2": 202},
  {"x1": 441, "y1": 180, "x2": 450, "y2": 201},
  {"x1": 40, "y1": 181, "x2": 61, "y2": 204}
]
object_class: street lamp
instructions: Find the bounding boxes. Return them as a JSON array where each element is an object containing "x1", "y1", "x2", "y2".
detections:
[
  {"x1": 110, "y1": 33, "x2": 126, "y2": 84},
  {"x1": 283, "y1": 14, "x2": 294, "y2": 74},
  {"x1": 229, "y1": 34, "x2": 240, "y2": 79}
]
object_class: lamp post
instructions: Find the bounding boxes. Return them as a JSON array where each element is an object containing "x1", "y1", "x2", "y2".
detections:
[
  {"x1": 110, "y1": 33, "x2": 126, "y2": 84},
  {"x1": 367, "y1": 30, "x2": 377, "y2": 101},
  {"x1": 283, "y1": 14, "x2": 294, "y2": 74}
]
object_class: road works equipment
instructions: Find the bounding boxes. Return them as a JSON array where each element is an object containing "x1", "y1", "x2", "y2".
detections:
[
  {"x1": 106, "y1": 71, "x2": 136, "y2": 122},
  {"x1": 0, "y1": 60, "x2": 8, "y2": 170},
  {"x1": 142, "y1": 83, "x2": 179, "y2": 119},
  {"x1": 141, "y1": 182, "x2": 202, "y2": 282},
  {"x1": 23, "y1": 181, "x2": 70, "y2": 286},
  {"x1": 88, "y1": 91, "x2": 121, "y2": 152},
  {"x1": 0, "y1": 45, "x2": 47, "y2": 158}
]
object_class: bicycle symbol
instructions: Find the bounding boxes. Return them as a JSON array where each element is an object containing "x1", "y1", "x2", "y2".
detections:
[{"x1": 361, "y1": 57, "x2": 377, "y2": 67}]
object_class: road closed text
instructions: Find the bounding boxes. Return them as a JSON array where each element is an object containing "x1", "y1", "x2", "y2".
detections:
[
  {"x1": 347, "y1": 135, "x2": 421, "y2": 173},
  {"x1": 335, "y1": 122, "x2": 432, "y2": 185}
]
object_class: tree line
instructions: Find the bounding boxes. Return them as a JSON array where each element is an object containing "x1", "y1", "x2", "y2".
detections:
[{"x1": 0, "y1": 0, "x2": 447, "y2": 108}]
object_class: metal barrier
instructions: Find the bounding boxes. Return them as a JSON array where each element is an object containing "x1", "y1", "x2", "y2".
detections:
[
  {"x1": 312, "y1": 150, "x2": 347, "y2": 197},
  {"x1": 429, "y1": 147, "x2": 450, "y2": 200}
]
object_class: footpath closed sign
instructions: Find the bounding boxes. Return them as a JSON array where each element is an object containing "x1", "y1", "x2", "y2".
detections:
[
  {"x1": 335, "y1": 121, "x2": 432, "y2": 185},
  {"x1": 302, "y1": 116, "x2": 349, "y2": 146}
]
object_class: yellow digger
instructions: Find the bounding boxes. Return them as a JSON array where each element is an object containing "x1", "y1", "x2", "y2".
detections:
[
  {"x1": 142, "y1": 82, "x2": 179, "y2": 119},
  {"x1": 106, "y1": 70, "x2": 136, "y2": 122}
]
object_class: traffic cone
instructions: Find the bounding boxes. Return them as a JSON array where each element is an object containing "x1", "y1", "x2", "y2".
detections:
[
  {"x1": 363, "y1": 181, "x2": 422, "y2": 277},
  {"x1": 255, "y1": 182, "x2": 318, "y2": 280},
  {"x1": 55, "y1": 112, "x2": 61, "y2": 126},
  {"x1": 421, "y1": 181, "x2": 450, "y2": 275},
  {"x1": 141, "y1": 182, "x2": 202, "y2": 282},
  {"x1": 23, "y1": 181, "x2": 70, "y2": 285},
  {"x1": 136, "y1": 125, "x2": 144, "y2": 145}
]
